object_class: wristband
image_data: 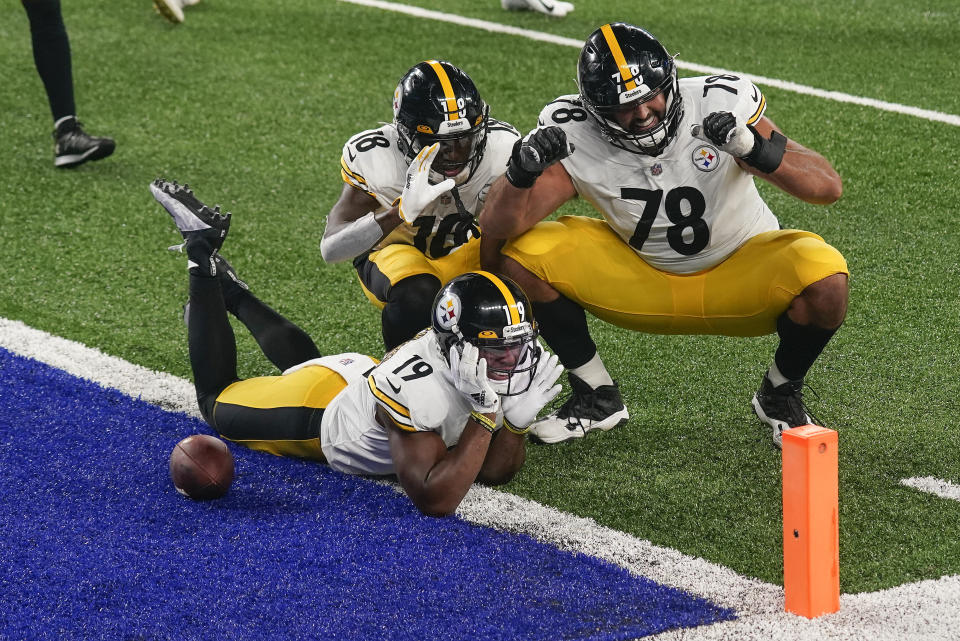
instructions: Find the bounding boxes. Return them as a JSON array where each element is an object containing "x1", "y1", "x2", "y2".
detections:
[
  {"x1": 470, "y1": 411, "x2": 498, "y2": 434},
  {"x1": 504, "y1": 139, "x2": 539, "y2": 189},
  {"x1": 742, "y1": 128, "x2": 787, "y2": 174},
  {"x1": 502, "y1": 417, "x2": 530, "y2": 436},
  {"x1": 319, "y1": 211, "x2": 383, "y2": 263}
]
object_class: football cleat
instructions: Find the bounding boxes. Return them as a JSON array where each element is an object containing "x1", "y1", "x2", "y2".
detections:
[
  {"x1": 151, "y1": 178, "x2": 231, "y2": 250},
  {"x1": 53, "y1": 117, "x2": 115, "y2": 168},
  {"x1": 153, "y1": 0, "x2": 183, "y2": 23},
  {"x1": 501, "y1": 0, "x2": 574, "y2": 17},
  {"x1": 751, "y1": 375, "x2": 818, "y2": 448},
  {"x1": 528, "y1": 372, "x2": 628, "y2": 444}
]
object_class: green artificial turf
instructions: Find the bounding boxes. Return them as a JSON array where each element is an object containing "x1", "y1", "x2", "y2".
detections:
[{"x1": 1, "y1": 0, "x2": 958, "y2": 594}]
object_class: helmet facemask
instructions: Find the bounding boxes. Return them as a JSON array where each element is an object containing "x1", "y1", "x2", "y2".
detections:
[
  {"x1": 582, "y1": 73, "x2": 682, "y2": 156},
  {"x1": 401, "y1": 105, "x2": 490, "y2": 185}
]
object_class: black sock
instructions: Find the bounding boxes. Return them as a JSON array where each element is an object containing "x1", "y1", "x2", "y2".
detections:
[
  {"x1": 533, "y1": 295, "x2": 597, "y2": 370},
  {"x1": 187, "y1": 274, "x2": 238, "y2": 420},
  {"x1": 227, "y1": 288, "x2": 321, "y2": 372},
  {"x1": 774, "y1": 313, "x2": 838, "y2": 382}
]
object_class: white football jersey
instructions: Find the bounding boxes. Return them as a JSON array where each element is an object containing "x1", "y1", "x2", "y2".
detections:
[
  {"x1": 340, "y1": 120, "x2": 520, "y2": 260},
  {"x1": 319, "y1": 330, "x2": 478, "y2": 476},
  {"x1": 541, "y1": 75, "x2": 780, "y2": 274}
]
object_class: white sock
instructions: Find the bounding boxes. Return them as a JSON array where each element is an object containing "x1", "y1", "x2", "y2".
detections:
[
  {"x1": 570, "y1": 352, "x2": 614, "y2": 389},
  {"x1": 766, "y1": 362, "x2": 791, "y2": 387}
]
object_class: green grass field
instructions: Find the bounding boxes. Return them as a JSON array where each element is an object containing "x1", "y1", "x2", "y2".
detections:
[{"x1": 2, "y1": 0, "x2": 958, "y2": 594}]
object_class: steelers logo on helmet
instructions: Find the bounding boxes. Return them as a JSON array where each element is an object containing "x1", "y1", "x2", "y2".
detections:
[
  {"x1": 577, "y1": 23, "x2": 684, "y2": 157},
  {"x1": 431, "y1": 272, "x2": 541, "y2": 396},
  {"x1": 393, "y1": 60, "x2": 490, "y2": 185},
  {"x1": 434, "y1": 291, "x2": 461, "y2": 331},
  {"x1": 392, "y1": 84, "x2": 403, "y2": 120}
]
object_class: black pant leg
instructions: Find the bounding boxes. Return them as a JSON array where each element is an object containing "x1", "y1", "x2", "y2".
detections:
[{"x1": 22, "y1": 0, "x2": 75, "y2": 121}]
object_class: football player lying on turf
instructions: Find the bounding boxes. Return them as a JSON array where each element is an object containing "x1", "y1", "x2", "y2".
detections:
[{"x1": 151, "y1": 178, "x2": 563, "y2": 516}]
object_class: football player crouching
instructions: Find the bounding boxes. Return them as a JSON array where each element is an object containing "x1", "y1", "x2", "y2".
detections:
[
  {"x1": 152, "y1": 178, "x2": 562, "y2": 516},
  {"x1": 321, "y1": 60, "x2": 521, "y2": 351},
  {"x1": 479, "y1": 23, "x2": 847, "y2": 447}
]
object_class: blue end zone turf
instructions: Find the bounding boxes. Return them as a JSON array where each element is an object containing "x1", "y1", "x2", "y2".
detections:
[{"x1": 0, "y1": 347, "x2": 735, "y2": 640}]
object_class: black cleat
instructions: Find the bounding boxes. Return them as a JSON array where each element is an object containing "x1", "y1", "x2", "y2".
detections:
[
  {"x1": 751, "y1": 374, "x2": 818, "y2": 448},
  {"x1": 529, "y1": 372, "x2": 629, "y2": 444},
  {"x1": 53, "y1": 117, "x2": 115, "y2": 168},
  {"x1": 151, "y1": 178, "x2": 231, "y2": 251}
]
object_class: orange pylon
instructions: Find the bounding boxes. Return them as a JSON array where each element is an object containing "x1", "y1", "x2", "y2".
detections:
[{"x1": 782, "y1": 424, "x2": 840, "y2": 617}]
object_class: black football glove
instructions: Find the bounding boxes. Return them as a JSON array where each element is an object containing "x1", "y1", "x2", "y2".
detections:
[
  {"x1": 505, "y1": 126, "x2": 574, "y2": 189},
  {"x1": 691, "y1": 111, "x2": 787, "y2": 173}
]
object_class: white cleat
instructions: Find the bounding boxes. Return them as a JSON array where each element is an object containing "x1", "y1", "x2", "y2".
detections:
[
  {"x1": 528, "y1": 373, "x2": 628, "y2": 444},
  {"x1": 501, "y1": 0, "x2": 574, "y2": 17}
]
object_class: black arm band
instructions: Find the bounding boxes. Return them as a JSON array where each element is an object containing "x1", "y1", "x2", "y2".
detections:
[
  {"x1": 743, "y1": 128, "x2": 787, "y2": 173},
  {"x1": 504, "y1": 139, "x2": 539, "y2": 189}
]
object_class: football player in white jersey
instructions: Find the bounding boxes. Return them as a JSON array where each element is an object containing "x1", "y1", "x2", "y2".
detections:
[
  {"x1": 321, "y1": 60, "x2": 521, "y2": 350},
  {"x1": 479, "y1": 23, "x2": 848, "y2": 447},
  {"x1": 152, "y1": 178, "x2": 563, "y2": 516}
]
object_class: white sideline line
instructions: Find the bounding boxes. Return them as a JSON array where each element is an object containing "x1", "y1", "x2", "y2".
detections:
[
  {"x1": 901, "y1": 477, "x2": 960, "y2": 502},
  {"x1": 2, "y1": 316, "x2": 959, "y2": 640},
  {"x1": 338, "y1": 0, "x2": 960, "y2": 128}
]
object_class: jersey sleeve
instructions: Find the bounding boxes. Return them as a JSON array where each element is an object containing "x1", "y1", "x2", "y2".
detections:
[
  {"x1": 339, "y1": 128, "x2": 404, "y2": 209},
  {"x1": 366, "y1": 353, "x2": 452, "y2": 433},
  {"x1": 697, "y1": 75, "x2": 767, "y2": 126}
]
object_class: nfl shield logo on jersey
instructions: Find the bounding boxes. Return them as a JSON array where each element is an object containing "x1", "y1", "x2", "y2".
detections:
[
  {"x1": 650, "y1": 162, "x2": 663, "y2": 176},
  {"x1": 692, "y1": 145, "x2": 720, "y2": 172}
]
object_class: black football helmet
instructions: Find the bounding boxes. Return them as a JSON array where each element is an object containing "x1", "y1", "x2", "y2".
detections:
[
  {"x1": 432, "y1": 271, "x2": 540, "y2": 396},
  {"x1": 393, "y1": 60, "x2": 490, "y2": 183},
  {"x1": 577, "y1": 23, "x2": 683, "y2": 156}
]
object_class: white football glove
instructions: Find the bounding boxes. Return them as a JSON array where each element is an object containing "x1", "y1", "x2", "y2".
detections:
[
  {"x1": 398, "y1": 143, "x2": 455, "y2": 224},
  {"x1": 501, "y1": 0, "x2": 574, "y2": 17},
  {"x1": 449, "y1": 343, "x2": 501, "y2": 414},
  {"x1": 690, "y1": 111, "x2": 757, "y2": 158},
  {"x1": 501, "y1": 350, "x2": 564, "y2": 431}
]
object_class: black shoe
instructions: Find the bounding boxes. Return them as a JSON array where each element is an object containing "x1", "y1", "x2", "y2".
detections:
[
  {"x1": 53, "y1": 117, "x2": 115, "y2": 168},
  {"x1": 751, "y1": 374, "x2": 817, "y2": 448},
  {"x1": 151, "y1": 178, "x2": 231, "y2": 248},
  {"x1": 528, "y1": 372, "x2": 629, "y2": 444}
]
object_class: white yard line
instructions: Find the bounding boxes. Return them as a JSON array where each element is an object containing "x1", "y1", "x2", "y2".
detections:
[
  {"x1": 901, "y1": 476, "x2": 960, "y2": 503},
  {"x1": 338, "y1": 0, "x2": 960, "y2": 128},
  {"x1": 2, "y1": 316, "x2": 959, "y2": 640}
]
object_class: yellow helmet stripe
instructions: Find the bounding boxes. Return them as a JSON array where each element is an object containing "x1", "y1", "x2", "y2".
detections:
[
  {"x1": 426, "y1": 60, "x2": 458, "y2": 121},
  {"x1": 475, "y1": 270, "x2": 520, "y2": 325},
  {"x1": 600, "y1": 24, "x2": 637, "y2": 92}
]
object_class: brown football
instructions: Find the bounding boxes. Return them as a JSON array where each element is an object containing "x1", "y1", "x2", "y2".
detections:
[{"x1": 169, "y1": 434, "x2": 234, "y2": 500}]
